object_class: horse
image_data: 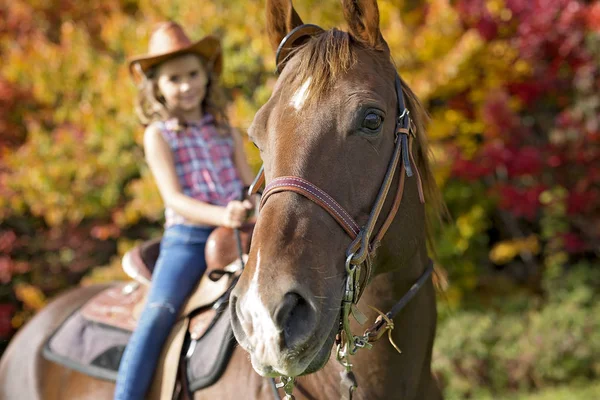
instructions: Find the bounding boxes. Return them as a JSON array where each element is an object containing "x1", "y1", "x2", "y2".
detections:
[
  {"x1": 0, "y1": 0, "x2": 444, "y2": 399},
  {"x1": 228, "y1": 0, "x2": 444, "y2": 398}
]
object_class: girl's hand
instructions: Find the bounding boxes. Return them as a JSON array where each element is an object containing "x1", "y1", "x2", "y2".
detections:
[{"x1": 222, "y1": 200, "x2": 253, "y2": 228}]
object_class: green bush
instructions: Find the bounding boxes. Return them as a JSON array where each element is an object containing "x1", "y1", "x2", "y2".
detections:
[{"x1": 433, "y1": 263, "x2": 600, "y2": 399}]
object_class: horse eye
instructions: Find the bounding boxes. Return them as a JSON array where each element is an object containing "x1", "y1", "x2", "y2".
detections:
[{"x1": 363, "y1": 113, "x2": 383, "y2": 131}]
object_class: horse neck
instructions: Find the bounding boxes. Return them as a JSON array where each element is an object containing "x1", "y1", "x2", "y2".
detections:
[
  {"x1": 303, "y1": 237, "x2": 438, "y2": 399},
  {"x1": 372, "y1": 159, "x2": 429, "y2": 276},
  {"x1": 340, "y1": 179, "x2": 438, "y2": 397}
]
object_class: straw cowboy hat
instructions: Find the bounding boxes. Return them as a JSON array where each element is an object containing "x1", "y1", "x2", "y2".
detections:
[{"x1": 128, "y1": 21, "x2": 222, "y2": 81}]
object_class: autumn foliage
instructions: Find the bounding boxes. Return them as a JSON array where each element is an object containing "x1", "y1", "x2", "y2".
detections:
[{"x1": 1, "y1": 0, "x2": 598, "y2": 377}]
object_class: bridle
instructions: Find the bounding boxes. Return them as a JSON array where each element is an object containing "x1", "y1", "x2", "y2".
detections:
[{"x1": 249, "y1": 25, "x2": 434, "y2": 400}]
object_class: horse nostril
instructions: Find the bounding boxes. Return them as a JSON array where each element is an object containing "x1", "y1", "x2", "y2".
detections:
[
  {"x1": 229, "y1": 293, "x2": 247, "y2": 340},
  {"x1": 275, "y1": 292, "x2": 316, "y2": 349}
]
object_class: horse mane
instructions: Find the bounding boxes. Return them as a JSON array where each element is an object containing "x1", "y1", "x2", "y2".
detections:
[
  {"x1": 290, "y1": 28, "x2": 446, "y2": 249},
  {"x1": 400, "y1": 82, "x2": 447, "y2": 253}
]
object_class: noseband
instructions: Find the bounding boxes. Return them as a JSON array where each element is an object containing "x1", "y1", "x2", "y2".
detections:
[{"x1": 249, "y1": 25, "x2": 434, "y2": 399}]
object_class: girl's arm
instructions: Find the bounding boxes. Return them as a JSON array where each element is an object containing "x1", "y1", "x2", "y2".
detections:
[
  {"x1": 231, "y1": 128, "x2": 256, "y2": 186},
  {"x1": 144, "y1": 124, "x2": 228, "y2": 226}
]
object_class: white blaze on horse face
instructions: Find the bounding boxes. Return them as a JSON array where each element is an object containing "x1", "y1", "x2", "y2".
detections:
[
  {"x1": 290, "y1": 77, "x2": 312, "y2": 111},
  {"x1": 244, "y1": 249, "x2": 281, "y2": 342}
]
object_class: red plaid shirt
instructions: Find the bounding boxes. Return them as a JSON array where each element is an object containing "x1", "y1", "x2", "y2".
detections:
[{"x1": 156, "y1": 114, "x2": 243, "y2": 226}]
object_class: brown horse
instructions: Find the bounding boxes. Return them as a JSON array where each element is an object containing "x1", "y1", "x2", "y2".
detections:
[
  {"x1": 228, "y1": 0, "x2": 444, "y2": 398},
  {"x1": 0, "y1": 0, "x2": 443, "y2": 399}
]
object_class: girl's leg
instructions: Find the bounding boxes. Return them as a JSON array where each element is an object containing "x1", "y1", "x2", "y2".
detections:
[{"x1": 114, "y1": 226, "x2": 211, "y2": 400}]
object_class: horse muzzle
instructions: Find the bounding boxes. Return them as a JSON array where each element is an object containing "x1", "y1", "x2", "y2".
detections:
[{"x1": 229, "y1": 280, "x2": 336, "y2": 377}]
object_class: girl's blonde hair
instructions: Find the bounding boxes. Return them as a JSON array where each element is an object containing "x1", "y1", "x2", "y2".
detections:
[{"x1": 134, "y1": 53, "x2": 230, "y2": 133}]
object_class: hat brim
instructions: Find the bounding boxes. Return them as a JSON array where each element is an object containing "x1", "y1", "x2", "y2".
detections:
[{"x1": 128, "y1": 35, "x2": 222, "y2": 81}]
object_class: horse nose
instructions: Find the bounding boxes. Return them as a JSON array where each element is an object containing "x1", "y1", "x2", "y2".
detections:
[{"x1": 230, "y1": 288, "x2": 317, "y2": 352}]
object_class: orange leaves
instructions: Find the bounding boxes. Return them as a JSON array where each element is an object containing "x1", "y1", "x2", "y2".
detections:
[
  {"x1": 14, "y1": 283, "x2": 46, "y2": 311},
  {"x1": 91, "y1": 224, "x2": 121, "y2": 241},
  {"x1": 489, "y1": 236, "x2": 541, "y2": 265}
]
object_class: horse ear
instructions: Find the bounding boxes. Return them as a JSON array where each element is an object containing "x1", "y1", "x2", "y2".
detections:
[
  {"x1": 341, "y1": 0, "x2": 385, "y2": 49},
  {"x1": 266, "y1": 0, "x2": 304, "y2": 51}
]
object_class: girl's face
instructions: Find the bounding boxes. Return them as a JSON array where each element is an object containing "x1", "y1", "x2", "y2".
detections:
[{"x1": 156, "y1": 54, "x2": 208, "y2": 114}]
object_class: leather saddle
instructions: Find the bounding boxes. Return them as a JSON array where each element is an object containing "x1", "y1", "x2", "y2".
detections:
[
  {"x1": 81, "y1": 223, "x2": 254, "y2": 338},
  {"x1": 121, "y1": 222, "x2": 254, "y2": 286}
]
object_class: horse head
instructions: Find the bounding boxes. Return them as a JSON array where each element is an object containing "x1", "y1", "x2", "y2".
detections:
[{"x1": 230, "y1": 0, "x2": 439, "y2": 380}]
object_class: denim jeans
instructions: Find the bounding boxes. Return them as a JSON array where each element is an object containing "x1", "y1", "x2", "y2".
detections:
[{"x1": 114, "y1": 224, "x2": 213, "y2": 400}]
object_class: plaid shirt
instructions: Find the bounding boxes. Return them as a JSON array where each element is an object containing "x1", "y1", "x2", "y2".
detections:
[{"x1": 156, "y1": 115, "x2": 243, "y2": 227}]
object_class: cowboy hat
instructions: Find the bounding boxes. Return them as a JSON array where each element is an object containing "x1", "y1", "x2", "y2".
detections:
[{"x1": 128, "y1": 21, "x2": 222, "y2": 80}]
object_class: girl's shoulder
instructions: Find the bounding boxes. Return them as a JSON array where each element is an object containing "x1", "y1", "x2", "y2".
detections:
[
  {"x1": 143, "y1": 120, "x2": 164, "y2": 138},
  {"x1": 145, "y1": 119, "x2": 182, "y2": 141},
  {"x1": 143, "y1": 122, "x2": 166, "y2": 149}
]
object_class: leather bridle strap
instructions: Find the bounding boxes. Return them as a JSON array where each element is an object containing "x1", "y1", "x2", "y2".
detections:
[
  {"x1": 346, "y1": 124, "x2": 409, "y2": 267},
  {"x1": 257, "y1": 124, "x2": 413, "y2": 247},
  {"x1": 260, "y1": 176, "x2": 361, "y2": 239},
  {"x1": 250, "y1": 131, "x2": 422, "y2": 245},
  {"x1": 363, "y1": 259, "x2": 434, "y2": 342}
]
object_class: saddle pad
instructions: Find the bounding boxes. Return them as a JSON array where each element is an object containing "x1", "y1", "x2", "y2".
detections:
[
  {"x1": 187, "y1": 306, "x2": 236, "y2": 391},
  {"x1": 42, "y1": 311, "x2": 129, "y2": 381},
  {"x1": 42, "y1": 290, "x2": 236, "y2": 392}
]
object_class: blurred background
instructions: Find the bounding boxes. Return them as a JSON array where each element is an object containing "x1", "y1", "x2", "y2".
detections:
[{"x1": 0, "y1": 0, "x2": 598, "y2": 398}]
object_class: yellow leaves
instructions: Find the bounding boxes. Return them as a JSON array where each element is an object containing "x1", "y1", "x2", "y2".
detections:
[
  {"x1": 99, "y1": 12, "x2": 142, "y2": 56},
  {"x1": 14, "y1": 283, "x2": 46, "y2": 311},
  {"x1": 489, "y1": 235, "x2": 541, "y2": 265},
  {"x1": 513, "y1": 59, "x2": 531, "y2": 76},
  {"x1": 4, "y1": 118, "x2": 139, "y2": 225},
  {"x1": 486, "y1": 0, "x2": 504, "y2": 16},
  {"x1": 429, "y1": 144, "x2": 453, "y2": 187},
  {"x1": 454, "y1": 205, "x2": 488, "y2": 253},
  {"x1": 486, "y1": 0, "x2": 513, "y2": 22},
  {"x1": 11, "y1": 311, "x2": 27, "y2": 329},
  {"x1": 118, "y1": 171, "x2": 164, "y2": 226},
  {"x1": 442, "y1": 285, "x2": 463, "y2": 309},
  {"x1": 406, "y1": 29, "x2": 485, "y2": 101}
]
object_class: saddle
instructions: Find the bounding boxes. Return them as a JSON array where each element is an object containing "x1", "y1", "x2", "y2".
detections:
[
  {"x1": 81, "y1": 223, "x2": 253, "y2": 335},
  {"x1": 43, "y1": 224, "x2": 254, "y2": 399}
]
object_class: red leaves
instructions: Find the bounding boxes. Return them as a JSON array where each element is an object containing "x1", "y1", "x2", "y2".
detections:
[
  {"x1": 0, "y1": 257, "x2": 30, "y2": 284},
  {"x1": 497, "y1": 185, "x2": 546, "y2": 221},
  {"x1": 449, "y1": 0, "x2": 600, "y2": 255},
  {"x1": 455, "y1": 0, "x2": 499, "y2": 40},
  {"x1": 508, "y1": 147, "x2": 543, "y2": 178},
  {"x1": 0, "y1": 78, "x2": 34, "y2": 154},
  {"x1": 506, "y1": 82, "x2": 544, "y2": 106},
  {"x1": 452, "y1": 157, "x2": 492, "y2": 181},
  {"x1": 0, "y1": 231, "x2": 30, "y2": 283},
  {"x1": 0, "y1": 230, "x2": 17, "y2": 253},
  {"x1": 0, "y1": 303, "x2": 15, "y2": 339},
  {"x1": 482, "y1": 91, "x2": 517, "y2": 137},
  {"x1": 587, "y1": 2, "x2": 600, "y2": 31},
  {"x1": 562, "y1": 232, "x2": 587, "y2": 253},
  {"x1": 567, "y1": 190, "x2": 600, "y2": 215}
]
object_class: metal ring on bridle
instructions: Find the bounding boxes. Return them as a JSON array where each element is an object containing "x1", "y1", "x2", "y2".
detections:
[{"x1": 345, "y1": 253, "x2": 357, "y2": 274}]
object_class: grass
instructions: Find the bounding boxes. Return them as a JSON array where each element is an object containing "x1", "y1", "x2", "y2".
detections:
[{"x1": 470, "y1": 381, "x2": 600, "y2": 400}]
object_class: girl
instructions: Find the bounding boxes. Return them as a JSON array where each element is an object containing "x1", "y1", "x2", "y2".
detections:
[{"x1": 115, "y1": 21, "x2": 255, "y2": 399}]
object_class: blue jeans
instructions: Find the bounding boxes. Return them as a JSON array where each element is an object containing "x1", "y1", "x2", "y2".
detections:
[{"x1": 114, "y1": 224, "x2": 213, "y2": 400}]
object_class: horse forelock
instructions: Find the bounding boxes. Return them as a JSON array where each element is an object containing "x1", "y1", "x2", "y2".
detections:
[{"x1": 287, "y1": 29, "x2": 356, "y2": 105}]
